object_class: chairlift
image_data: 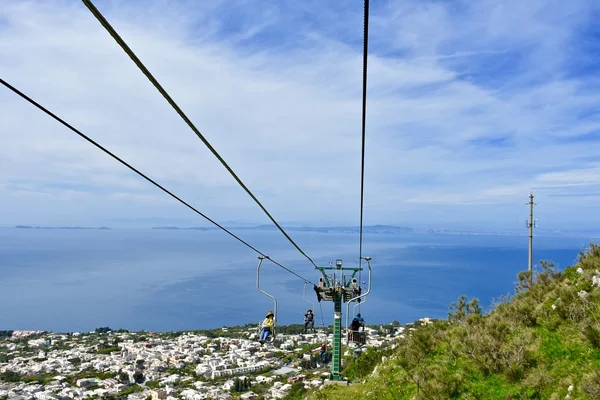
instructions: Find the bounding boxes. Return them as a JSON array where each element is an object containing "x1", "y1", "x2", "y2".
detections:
[
  {"x1": 256, "y1": 256, "x2": 277, "y2": 343},
  {"x1": 346, "y1": 257, "x2": 372, "y2": 346},
  {"x1": 303, "y1": 282, "x2": 316, "y2": 333},
  {"x1": 349, "y1": 295, "x2": 367, "y2": 347}
]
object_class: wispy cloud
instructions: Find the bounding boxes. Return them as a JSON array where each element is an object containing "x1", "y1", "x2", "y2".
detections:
[{"x1": 1, "y1": 0, "x2": 600, "y2": 230}]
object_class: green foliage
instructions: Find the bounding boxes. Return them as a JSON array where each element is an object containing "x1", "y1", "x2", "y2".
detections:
[
  {"x1": 0, "y1": 352, "x2": 13, "y2": 363},
  {"x1": 65, "y1": 368, "x2": 115, "y2": 385},
  {"x1": 96, "y1": 346, "x2": 120, "y2": 354},
  {"x1": 341, "y1": 347, "x2": 394, "y2": 381},
  {"x1": 305, "y1": 242, "x2": 600, "y2": 400},
  {"x1": 448, "y1": 295, "x2": 483, "y2": 323},
  {"x1": 132, "y1": 335, "x2": 148, "y2": 343},
  {"x1": 118, "y1": 370, "x2": 129, "y2": 384},
  {"x1": 133, "y1": 370, "x2": 145, "y2": 384},
  {"x1": 0, "y1": 370, "x2": 20, "y2": 382},
  {"x1": 283, "y1": 381, "x2": 307, "y2": 399},
  {"x1": 0, "y1": 369, "x2": 56, "y2": 385},
  {"x1": 21, "y1": 373, "x2": 58, "y2": 385},
  {"x1": 274, "y1": 324, "x2": 307, "y2": 335},
  {"x1": 582, "y1": 370, "x2": 600, "y2": 398},
  {"x1": 232, "y1": 376, "x2": 252, "y2": 392},
  {"x1": 299, "y1": 354, "x2": 320, "y2": 370},
  {"x1": 115, "y1": 384, "x2": 144, "y2": 397},
  {"x1": 145, "y1": 380, "x2": 162, "y2": 389}
]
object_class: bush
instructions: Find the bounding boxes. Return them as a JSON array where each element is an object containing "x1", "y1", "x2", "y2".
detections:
[
  {"x1": 283, "y1": 381, "x2": 307, "y2": 400},
  {"x1": 0, "y1": 370, "x2": 20, "y2": 382},
  {"x1": 583, "y1": 370, "x2": 600, "y2": 398}
]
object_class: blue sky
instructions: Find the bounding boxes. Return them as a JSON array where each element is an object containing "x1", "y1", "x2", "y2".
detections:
[{"x1": 1, "y1": 0, "x2": 600, "y2": 230}]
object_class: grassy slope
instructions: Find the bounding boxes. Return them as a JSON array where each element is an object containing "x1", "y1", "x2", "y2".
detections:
[{"x1": 306, "y1": 243, "x2": 600, "y2": 400}]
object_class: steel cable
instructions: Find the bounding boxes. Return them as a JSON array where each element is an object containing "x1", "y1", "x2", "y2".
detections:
[
  {"x1": 81, "y1": 0, "x2": 320, "y2": 270},
  {"x1": 0, "y1": 77, "x2": 315, "y2": 285}
]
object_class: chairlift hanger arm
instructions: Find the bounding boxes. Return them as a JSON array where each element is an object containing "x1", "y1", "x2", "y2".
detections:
[
  {"x1": 257, "y1": 256, "x2": 277, "y2": 323},
  {"x1": 303, "y1": 282, "x2": 314, "y2": 312},
  {"x1": 353, "y1": 295, "x2": 366, "y2": 314},
  {"x1": 346, "y1": 257, "x2": 372, "y2": 329}
]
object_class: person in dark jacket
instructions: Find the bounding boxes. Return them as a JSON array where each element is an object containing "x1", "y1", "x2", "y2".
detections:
[{"x1": 304, "y1": 309, "x2": 314, "y2": 333}]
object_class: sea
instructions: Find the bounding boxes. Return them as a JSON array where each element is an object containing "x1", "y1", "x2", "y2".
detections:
[{"x1": 0, "y1": 227, "x2": 596, "y2": 333}]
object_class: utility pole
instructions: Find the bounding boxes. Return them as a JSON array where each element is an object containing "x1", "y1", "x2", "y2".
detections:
[{"x1": 525, "y1": 193, "x2": 537, "y2": 286}]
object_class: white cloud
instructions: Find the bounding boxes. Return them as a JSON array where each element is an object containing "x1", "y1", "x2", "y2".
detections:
[{"x1": 1, "y1": 0, "x2": 600, "y2": 230}]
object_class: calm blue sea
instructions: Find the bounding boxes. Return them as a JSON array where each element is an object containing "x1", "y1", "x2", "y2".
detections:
[{"x1": 0, "y1": 228, "x2": 595, "y2": 333}]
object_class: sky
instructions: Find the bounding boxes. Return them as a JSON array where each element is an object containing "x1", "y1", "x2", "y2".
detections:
[{"x1": 2, "y1": 0, "x2": 600, "y2": 231}]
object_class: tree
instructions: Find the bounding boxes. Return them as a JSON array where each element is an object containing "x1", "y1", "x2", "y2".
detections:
[
  {"x1": 300, "y1": 354, "x2": 319, "y2": 370},
  {"x1": 233, "y1": 377, "x2": 243, "y2": 392},
  {"x1": 448, "y1": 295, "x2": 482, "y2": 323},
  {"x1": 118, "y1": 371, "x2": 130, "y2": 384},
  {"x1": 133, "y1": 370, "x2": 144, "y2": 384},
  {"x1": 283, "y1": 381, "x2": 306, "y2": 399},
  {"x1": 0, "y1": 370, "x2": 20, "y2": 382}
]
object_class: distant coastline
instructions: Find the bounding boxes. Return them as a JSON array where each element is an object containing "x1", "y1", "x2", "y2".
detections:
[
  {"x1": 8, "y1": 225, "x2": 600, "y2": 237},
  {"x1": 14, "y1": 225, "x2": 111, "y2": 230},
  {"x1": 151, "y1": 224, "x2": 415, "y2": 234}
]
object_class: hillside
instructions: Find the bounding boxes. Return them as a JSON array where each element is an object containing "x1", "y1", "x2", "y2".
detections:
[{"x1": 307, "y1": 242, "x2": 600, "y2": 400}]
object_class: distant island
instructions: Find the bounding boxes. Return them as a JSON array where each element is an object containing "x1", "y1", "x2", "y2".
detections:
[
  {"x1": 151, "y1": 225, "x2": 415, "y2": 234},
  {"x1": 14, "y1": 226, "x2": 111, "y2": 230}
]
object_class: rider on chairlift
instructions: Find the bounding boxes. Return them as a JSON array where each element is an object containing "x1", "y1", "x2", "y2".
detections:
[
  {"x1": 349, "y1": 316, "x2": 363, "y2": 343},
  {"x1": 259, "y1": 310, "x2": 275, "y2": 344},
  {"x1": 319, "y1": 343, "x2": 328, "y2": 363},
  {"x1": 351, "y1": 317, "x2": 360, "y2": 332},
  {"x1": 355, "y1": 313, "x2": 364, "y2": 325},
  {"x1": 304, "y1": 309, "x2": 314, "y2": 333}
]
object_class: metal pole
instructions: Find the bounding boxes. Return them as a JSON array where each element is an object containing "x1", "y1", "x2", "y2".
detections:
[{"x1": 528, "y1": 194, "x2": 534, "y2": 286}]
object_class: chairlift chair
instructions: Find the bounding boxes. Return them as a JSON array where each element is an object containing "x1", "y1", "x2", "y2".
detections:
[
  {"x1": 346, "y1": 257, "x2": 372, "y2": 346},
  {"x1": 256, "y1": 256, "x2": 277, "y2": 343},
  {"x1": 303, "y1": 282, "x2": 316, "y2": 333}
]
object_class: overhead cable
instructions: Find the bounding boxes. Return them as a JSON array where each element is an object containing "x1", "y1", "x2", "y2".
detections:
[
  {"x1": 0, "y1": 77, "x2": 315, "y2": 285},
  {"x1": 358, "y1": 0, "x2": 370, "y2": 309},
  {"x1": 81, "y1": 0, "x2": 320, "y2": 270}
]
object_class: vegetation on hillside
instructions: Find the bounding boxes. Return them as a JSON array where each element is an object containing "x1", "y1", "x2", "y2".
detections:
[{"x1": 308, "y1": 242, "x2": 600, "y2": 400}]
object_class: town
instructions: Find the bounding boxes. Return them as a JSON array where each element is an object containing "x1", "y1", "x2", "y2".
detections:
[{"x1": 0, "y1": 320, "x2": 428, "y2": 400}]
